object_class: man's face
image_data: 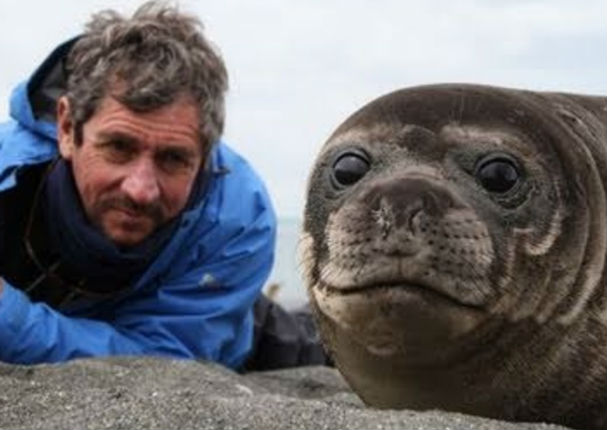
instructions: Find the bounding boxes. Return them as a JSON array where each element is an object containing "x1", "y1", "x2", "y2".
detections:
[{"x1": 57, "y1": 94, "x2": 204, "y2": 247}]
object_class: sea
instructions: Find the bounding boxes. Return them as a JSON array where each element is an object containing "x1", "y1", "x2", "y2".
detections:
[{"x1": 265, "y1": 217, "x2": 308, "y2": 310}]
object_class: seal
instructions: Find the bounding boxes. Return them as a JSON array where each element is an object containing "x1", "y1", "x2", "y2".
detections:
[{"x1": 300, "y1": 84, "x2": 606, "y2": 430}]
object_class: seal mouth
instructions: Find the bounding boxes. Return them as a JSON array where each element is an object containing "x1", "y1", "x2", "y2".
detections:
[{"x1": 318, "y1": 280, "x2": 485, "y2": 310}]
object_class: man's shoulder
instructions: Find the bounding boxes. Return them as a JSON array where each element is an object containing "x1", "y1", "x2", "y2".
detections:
[
  {"x1": 0, "y1": 119, "x2": 57, "y2": 191},
  {"x1": 213, "y1": 142, "x2": 269, "y2": 197},
  {"x1": 190, "y1": 141, "x2": 275, "y2": 238},
  {"x1": 215, "y1": 142, "x2": 256, "y2": 174},
  {"x1": 0, "y1": 117, "x2": 56, "y2": 150},
  {"x1": 173, "y1": 142, "x2": 275, "y2": 239},
  {"x1": 0, "y1": 119, "x2": 19, "y2": 141}
]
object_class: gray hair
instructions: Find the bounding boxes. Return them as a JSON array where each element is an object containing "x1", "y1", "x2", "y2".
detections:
[{"x1": 65, "y1": 1, "x2": 228, "y2": 152}]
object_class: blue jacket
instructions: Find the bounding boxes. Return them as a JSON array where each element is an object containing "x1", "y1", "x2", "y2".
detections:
[{"x1": 0, "y1": 40, "x2": 277, "y2": 369}]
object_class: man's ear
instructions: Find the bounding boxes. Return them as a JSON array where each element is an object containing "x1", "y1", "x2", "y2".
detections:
[{"x1": 57, "y1": 96, "x2": 75, "y2": 160}]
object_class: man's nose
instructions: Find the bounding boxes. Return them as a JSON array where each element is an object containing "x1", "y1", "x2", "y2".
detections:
[{"x1": 121, "y1": 159, "x2": 161, "y2": 205}]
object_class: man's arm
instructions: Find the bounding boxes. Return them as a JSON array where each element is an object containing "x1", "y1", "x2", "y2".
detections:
[{"x1": 0, "y1": 197, "x2": 275, "y2": 368}]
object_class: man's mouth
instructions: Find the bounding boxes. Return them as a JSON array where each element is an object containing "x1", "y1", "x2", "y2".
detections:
[
  {"x1": 112, "y1": 207, "x2": 152, "y2": 224},
  {"x1": 116, "y1": 207, "x2": 144, "y2": 217},
  {"x1": 97, "y1": 195, "x2": 164, "y2": 224}
]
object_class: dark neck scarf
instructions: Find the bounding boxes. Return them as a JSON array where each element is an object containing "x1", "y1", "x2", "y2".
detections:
[{"x1": 41, "y1": 158, "x2": 208, "y2": 295}]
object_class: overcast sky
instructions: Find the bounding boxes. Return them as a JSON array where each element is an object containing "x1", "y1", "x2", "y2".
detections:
[{"x1": 1, "y1": 0, "x2": 605, "y2": 217}]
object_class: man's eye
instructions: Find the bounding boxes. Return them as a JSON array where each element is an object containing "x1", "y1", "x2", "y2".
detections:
[
  {"x1": 103, "y1": 140, "x2": 135, "y2": 162},
  {"x1": 158, "y1": 152, "x2": 191, "y2": 171}
]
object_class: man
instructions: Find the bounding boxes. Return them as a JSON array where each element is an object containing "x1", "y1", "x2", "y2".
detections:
[{"x1": 0, "y1": 2, "x2": 324, "y2": 370}]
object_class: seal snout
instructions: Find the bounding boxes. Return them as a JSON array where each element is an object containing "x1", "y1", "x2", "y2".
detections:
[
  {"x1": 365, "y1": 176, "x2": 461, "y2": 238},
  {"x1": 319, "y1": 169, "x2": 495, "y2": 310}
]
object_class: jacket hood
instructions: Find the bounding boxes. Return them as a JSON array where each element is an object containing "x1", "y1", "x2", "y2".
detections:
[{"x1": 9, "y1": 37, "x2": 78, "y2": 140}]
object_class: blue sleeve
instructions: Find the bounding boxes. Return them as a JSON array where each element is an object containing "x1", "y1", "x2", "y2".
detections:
[{"x1": 0, "y1": 193, "x2": 276, "y2": 368}]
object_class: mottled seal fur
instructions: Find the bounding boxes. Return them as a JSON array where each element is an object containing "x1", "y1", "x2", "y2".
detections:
[{"x1": 300, "y1": 84, "x2": 606, "y2": 430}]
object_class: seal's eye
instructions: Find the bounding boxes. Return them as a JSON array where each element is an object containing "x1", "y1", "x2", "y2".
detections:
[
  {"x1": 332, "y1": 151, "x2": 370, "y2": 187},
  {"x1": 475, "y1": 156, "x2": 520, "y2": 193}
]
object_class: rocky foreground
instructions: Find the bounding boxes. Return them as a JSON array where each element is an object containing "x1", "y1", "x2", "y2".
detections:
[{"x1": 0, "y1": 357, "x2": 571, "y2": 430}]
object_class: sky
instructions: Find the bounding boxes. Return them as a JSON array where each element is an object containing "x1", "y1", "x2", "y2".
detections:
[{"x1": 0, "y1": 0, "x2": 605, "y2": 218}]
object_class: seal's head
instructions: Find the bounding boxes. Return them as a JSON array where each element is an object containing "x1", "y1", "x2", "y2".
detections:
[{"x1": 301, "y1": 84, "x2": 606, "y2": 429}]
